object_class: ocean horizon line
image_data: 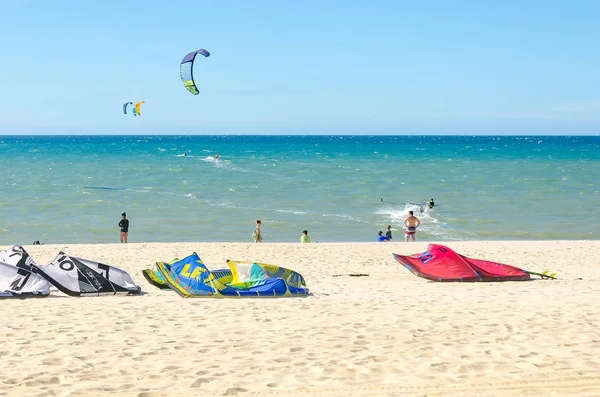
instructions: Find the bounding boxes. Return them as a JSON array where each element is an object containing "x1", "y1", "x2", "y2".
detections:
[{"x1": 1, "y1": 133, "x2": 599, "y2": 137}]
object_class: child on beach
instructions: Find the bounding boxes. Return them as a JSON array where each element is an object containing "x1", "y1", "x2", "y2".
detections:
[{"x1": 252, "y1": 220, "x2": 263, "y2": 243}]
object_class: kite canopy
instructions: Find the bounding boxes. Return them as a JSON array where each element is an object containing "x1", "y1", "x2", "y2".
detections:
[
  {"x1": 393, "y1": 244, "x2": 532, "y2": 282},
  {"x1": 0, "y1": 261, "x2": 50, "y2": 298},
  {"x1": 34, "y1": 252, "x2": 142, "y2": 296},
  {"x1": 0, "y1": 246, "x2": 51, "y2": 298},
  {"x1": 157, "y1": 253, "x2": 215, "y2": 296},
  {"x1": 143, "y1": 258, "x2": 231, "y2": 290},
  {"x1": 226, "y1": 260, "x2": 307, "y2": 289},
  {"x1": 0, "y1": 245, "x2": 37, "y2": 269},
  {"x1": 70, "y1": 255, "x2": 141, "y2": 294},
  {"x1": 180, "y1": 49, "x2": 210, "y2": 95},
  {"x1": 143, "y1": 267, "x2": 171, "y2": 289},
  {"x1": 2, "y1": 246, "x2": 142, "y2": 297},
  {"x1": 123, "y1": 102, "x2": 133, "y2": 114},
  {"x1": 153, "y1": 253, "x2": 309, "y2": 297},
  {"x1": 134, "y1": 101, "x2": 145, "y2": 116}
]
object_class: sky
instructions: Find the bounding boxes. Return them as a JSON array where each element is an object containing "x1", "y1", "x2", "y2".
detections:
[{"x1": 0, "y1": 0, "x2": 599, "y2": 135}]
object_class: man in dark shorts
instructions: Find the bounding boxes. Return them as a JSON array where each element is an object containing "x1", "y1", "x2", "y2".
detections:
[
  {"x1": 404, "y1": 211, "x2": 421, "y2": 242},
  {"x1": 119, "y1": 212, "x2": 129, "y2": 243}
]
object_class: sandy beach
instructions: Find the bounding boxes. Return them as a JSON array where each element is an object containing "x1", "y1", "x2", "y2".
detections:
[{"x1": 1, "y1": 240, "x2": 599, "y2": 397}]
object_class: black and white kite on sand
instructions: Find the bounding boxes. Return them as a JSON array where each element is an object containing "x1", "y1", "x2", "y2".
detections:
[
  {"x1": 37, "y1": 252, "x2": 142, "y2": 296},
  {"x1": 0, "y1": 245, "x2": 51, "y2": 298},
  {"x1": 0, "y1": 246, "x2": 141, "y2": 298}
]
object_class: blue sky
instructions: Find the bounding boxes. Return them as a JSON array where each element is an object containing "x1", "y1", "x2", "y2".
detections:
[{"x1": 0, "y1": 0, "x2": 599, "y2": 135}]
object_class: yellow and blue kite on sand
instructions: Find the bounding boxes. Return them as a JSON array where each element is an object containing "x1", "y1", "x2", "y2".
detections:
[{"x1": 143, "y1": 253, "x2": 308, "y2": 298}]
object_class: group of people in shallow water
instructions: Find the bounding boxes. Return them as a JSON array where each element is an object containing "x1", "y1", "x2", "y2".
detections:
[
  {"x1": 377, "y1": 198, "x2": 434, "y2": 242},
  {"x1": 252, "y1": 198, "x2": 436, "y2": 244},
  {"x1": 121, "y1": 198, "x2": 435, "y2": 244},
  {"x1": 377, "y1": 210, "x2": 420, "y2": 242}
]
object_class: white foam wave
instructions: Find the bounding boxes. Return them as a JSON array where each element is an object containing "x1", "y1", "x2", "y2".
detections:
[
  {"x1": 275, "y1": 209, "x2": 309, "y2": 215},
  {"x1": 321, "y1": 213, "x2": 366, "y2": 223},
  {"x1": 376, "y1": 202, "x2": 455, "y2": 239}
]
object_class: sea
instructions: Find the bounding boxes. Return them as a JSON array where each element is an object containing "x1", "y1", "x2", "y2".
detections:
[{"x1": 0, "y1": 135, "x2": 598, "y2": 244}]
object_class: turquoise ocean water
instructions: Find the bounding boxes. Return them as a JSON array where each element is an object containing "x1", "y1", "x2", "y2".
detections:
[{"x1": 0, "y1": 135, "x2": 598, "y2": 244}]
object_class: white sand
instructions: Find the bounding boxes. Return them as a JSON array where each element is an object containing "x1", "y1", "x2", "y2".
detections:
[{"x1": 1, "y1": 241, "x2": 600, "y2": 397}]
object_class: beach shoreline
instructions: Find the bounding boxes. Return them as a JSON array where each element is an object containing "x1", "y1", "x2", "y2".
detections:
[{"x1": 2, "y1": 241, "x2": 599, "y2": 396}]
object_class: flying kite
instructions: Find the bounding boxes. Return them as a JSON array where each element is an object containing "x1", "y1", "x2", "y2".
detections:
[
  {"x1": 180, "y1": 49, "x2": 210, "y2": 95},
  {"x1": 123, "y1": 102, "x2": 133, "y2": 115},
  {"x1": 135, "y1": 101, "x2": 145, "y2": 116}
]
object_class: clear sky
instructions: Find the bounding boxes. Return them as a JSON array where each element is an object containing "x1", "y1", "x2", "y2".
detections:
[{"x1": 1, "y1": 0, "x2": 599, "y2": 135}]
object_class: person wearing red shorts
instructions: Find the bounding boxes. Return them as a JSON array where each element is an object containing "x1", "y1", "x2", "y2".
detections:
[{"x1": 404, "y1": 210, "x2": 421, "y2": 242}]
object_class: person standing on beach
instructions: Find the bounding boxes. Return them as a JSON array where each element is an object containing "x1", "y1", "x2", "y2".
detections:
[
  {"x1": 119, "y1": 212, "x2": 129, "y2": 243},
  {"x1": 252, "y1": 220, "x2": 263, "y2": 243},
  {"x1": 300, "y1": 230, "x2": 311, "y2": 243},
  {"x1": 385, "y1": 225, "x2": 393, "y2": 241},
  {"x1": 404, "y1": 211, "x2": 421, "y2": 242}
]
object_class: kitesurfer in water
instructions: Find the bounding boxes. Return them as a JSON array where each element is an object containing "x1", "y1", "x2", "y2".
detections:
[
  {"x1": 404, "y1": 211, "x2": 421, "y2": 242},
  {"x1": 119, "y1": 212, "x2": 129, "y2": 243},
  {"x1": 427, "y1": 198, "x2": 435, "y2": 208}
]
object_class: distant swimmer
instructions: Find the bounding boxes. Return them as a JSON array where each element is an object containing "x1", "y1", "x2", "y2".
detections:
[
  {"x1": 427, "y1": 198, "x2": 435, "y2": 208},
  {"x1": 215, "y1": 154, "x2": 219, "y2": 159},
  {"x1": 380, "y1": 197, "x2": 384, "y2": 202}
]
